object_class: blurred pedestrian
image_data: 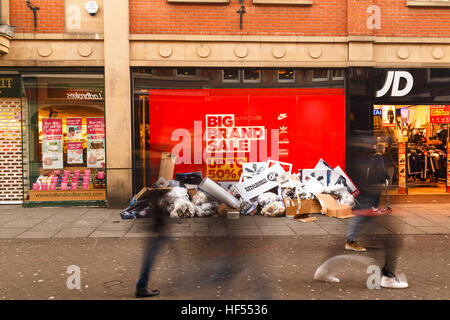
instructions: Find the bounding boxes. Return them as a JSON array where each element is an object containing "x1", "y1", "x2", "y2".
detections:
[
  {"x1": 345, "y1": 142, "x2": 389, "y2": 252},
  {"x1": 135, "y1": 209, "x2": 169, "y2": 298}
]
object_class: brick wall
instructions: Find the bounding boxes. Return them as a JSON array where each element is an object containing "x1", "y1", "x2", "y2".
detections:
[
  {"x1": 129, "y1": 0, "x2": 348, "y2": 36},
  {"x1": 9, "y1": 0, "x2": 65, "y2": 33},
  {"x1": 0, "y1": 99, "x2": 23, "y2": 203},
  {"x1": 7, "y1": 0, "x2": 450, "y2": 38},
  {"x1": 129, "y1": 0, "x2": 450, "y2": 38}
]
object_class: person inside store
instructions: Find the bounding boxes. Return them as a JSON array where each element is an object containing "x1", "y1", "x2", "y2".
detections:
[
  {"x1": 344, "y1": 143, "x2": 408, "y2": 288},
  {"x1": 430, "y1": 124, "x2": 448, "y2": 150},
  {"x1": 388, "y1": 107, "x2": 395, "y2": 124}
]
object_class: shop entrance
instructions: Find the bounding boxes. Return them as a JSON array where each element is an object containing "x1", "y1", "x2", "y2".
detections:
[{"x1": 373, "y1": 104, "x2": 449, "y2": 195}]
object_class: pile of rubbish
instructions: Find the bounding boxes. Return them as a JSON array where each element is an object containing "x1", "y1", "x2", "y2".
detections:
[{"x1": 120, "y1": 158, "x2": 360, "y2": 221}]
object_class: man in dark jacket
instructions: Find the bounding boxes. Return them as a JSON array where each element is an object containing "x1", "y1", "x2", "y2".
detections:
[
  {"x1": 345, "y1": 143, "x2": 389, "y2": 252},
  {"x1": 345, "y1": 143, "x2": 408, "y2": 288}
]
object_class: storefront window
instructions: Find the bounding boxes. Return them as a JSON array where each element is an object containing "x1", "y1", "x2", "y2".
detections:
[
  {"x1": 21, "y1": 75, "x2": 106, "y2": 203},
  {"x1": 373, "y1": 104, "x2": 449, "y2": 194}
]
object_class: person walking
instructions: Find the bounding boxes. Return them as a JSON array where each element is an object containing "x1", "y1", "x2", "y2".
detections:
[
  {"x1": 345, "y1": 142, "x2": 389, "y2": 252},
  {"x1": 135, "y1": 209, "x2": 168, "y2": 298},
  {"x1": 345, "y1": 142, "x2": 408, "y2": 288}
]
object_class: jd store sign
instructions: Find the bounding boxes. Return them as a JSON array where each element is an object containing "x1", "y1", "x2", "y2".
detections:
[
  {"x1": 376, "y1": 71, "x2": 414, "y2": 98},
  {"x1": 372, "y1": 68, "x2": 450, "y2": 102}
]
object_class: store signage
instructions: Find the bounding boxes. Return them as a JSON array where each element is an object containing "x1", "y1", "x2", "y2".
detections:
[
  {"x1": 148, "y1": 88, "x2": 346, "y2": 184},
  {"x1": 398, "y1": 142, "x2": 407, "y2": 194},
  {"x1": 376, "y1": 71, "x2": 414, "y2": 98},
  {"x1": 430, "y1": 105, "x2": 450, "y2": 123},
  {"x1": 42, "y1": 118, "x2": 64, "y2": 169},
  {"x1": 382, "y1": 105, "x2": 396, "y2": 127},
  {"x1": 86, "y1": 118, "x2": 105, "y2": 168},
  {"x1": 373, "y1": 109, "x2": 382, "y2": 116},
  {"x1": 0, "y1": 76, "x2": 20, "y2": 98},
  {"x1": 66, "y1": 90, "x2": 104, "y2": 101}
]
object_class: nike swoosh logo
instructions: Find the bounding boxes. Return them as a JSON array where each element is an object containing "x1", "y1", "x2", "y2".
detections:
[{"x1": 278, "y1": 114, "x2": 287, "y2": 120}]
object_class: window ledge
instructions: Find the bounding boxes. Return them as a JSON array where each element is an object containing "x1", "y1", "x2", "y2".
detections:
[
  {"x1": 253, "y1": 0, "x2": 312, "y2": 4},
  {"x1": 167, "y1": 0, "x2": 229, "y2": 3},
  {"x1": 407, "y1": 0, "x2": 450, "y2": 7}
]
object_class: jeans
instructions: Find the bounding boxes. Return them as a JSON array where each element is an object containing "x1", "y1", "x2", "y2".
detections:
[
  {"x1": 136, "y1": 234, "x2": 167, "y2": 291},
  {"x1": 346, "y1": 215, "x2": 373, "y2": 243}
]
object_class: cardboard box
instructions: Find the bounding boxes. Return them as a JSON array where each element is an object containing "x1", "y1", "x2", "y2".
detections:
[
  {"x1": 284, "y1": 198, "x2": 322, "y2": 217},
  {"x1": 314, "y1": 193, "x2": 353, "y2": 219},
  {"x1": 217, "y1": 203, "x2": 234, "y2": 217},
  {"x1": 227, "y1": 211, "x2": 240, "y2": 219},
  {"x1": 158, "y1": 152, "x2": 176, "y2": 181}
]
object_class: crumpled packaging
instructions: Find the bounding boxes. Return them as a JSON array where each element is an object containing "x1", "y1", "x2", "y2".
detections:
[
  {"x1": 159, "y1": 187, "x2": 190, "y2": 217},
  {"x1": 324, "y1": 183, "x2": 355, "y2": 207},
  {"x1": 169, "y1": 198, "x2": 197, "y2": 218},
  {"x1": 196, "y1": 202, "x2": 218, "y2": 217},
  {"x1": 261, "y1": 201, "x2": 286, "y2": 217},
  {"x1": 303, "y1": 176, "x2": 326, "y2": 194},
  {"x1": 191, "y1": 190, "x2": 219, "y2": 217},
  {"x1": 257, "y1": 192, "x2": 280, "y2": 207},
  {"x1": 239, "y1": 199, "x2": 258, "y2": 215}
]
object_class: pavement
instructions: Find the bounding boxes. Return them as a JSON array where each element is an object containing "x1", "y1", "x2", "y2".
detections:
[
  {"x1": 0, "y1": 203, "x2": 448, "y2": 301},
  {"x1": 0, "y1": 202, "x2": 449, "y2": 239}
]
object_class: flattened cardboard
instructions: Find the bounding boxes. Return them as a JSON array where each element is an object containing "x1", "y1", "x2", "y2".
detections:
[
  {"x1": 158, "y1": 152, "x2": 176, "y2": 181},
  {"x1": 136, "y1": 187, "x2": 171, "y2": 201},
  {"x1": 314, "y1": 193, "x2": 353, "y2": 219},
  {"x1": 295, "y1": 215, "x2": 318, "y2": 223},
  {"x1": 283, "y1": 198, "x2": 322, "y2": 216}
]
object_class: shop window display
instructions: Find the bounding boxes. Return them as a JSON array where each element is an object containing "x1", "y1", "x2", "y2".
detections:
[
  {"x1": 22, "y1": 76, "x2": 106, "y2": 203},
  {"x1": 373, "y1": 104, "x2": 449, "y2": 194}
]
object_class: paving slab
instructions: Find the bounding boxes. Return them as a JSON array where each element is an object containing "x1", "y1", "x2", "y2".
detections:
[
  {"x1": 1, "y1": 218, "x2": 43, "y2": 228},
  {"x1": 415, "y1": 226, "x2": 450, "y2": 234},
  {"x1": 16, "y1": 231, "x2": 58, "y2": 239},
  {"x1": 259, "y1": 226, "x2": 295, "y2": 236},
  {"x1": 52, "y1": 228, "x2": 96, "y2": 238},
  {"x1": 70, "y1": 219, "x2": 106, "y2": 228},
  {"x1": 89, "y1": 230, "x2": 128, "y2": 238},
  {"x1": 27, "y1": 221, "x2": 71, "y2": 232},
  {"x1": 96, "y1": 221, "x2": 134, "y2": 232},
  {"x1": 0, "y1": 228, "x2": 28, "y2": 238}
]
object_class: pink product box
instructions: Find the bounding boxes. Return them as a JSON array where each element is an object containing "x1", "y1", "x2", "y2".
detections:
[
  {"x1": 74, "y1": 170, "x2": 81, "y2": 175},
  {"x1": 54, "y1": 170, "x2": 61, "y2": 176},
  {"x1": 71, "y1": 183, "x2": 78, "y2": 190},
  {"x1": 49, "y1": 184, "x2": 56, "y2": 190},
  {"x1": 83, "y1": 177, "x2": 90, "y2": 182},
  {"x1": 32, "y1": 183, "x2": 39, "y2": 190},
  {"x1": 97, "y1": 171, "x2": 105, "y2": 179},
  {"x1": 41, "y1": 184, "x2": 48, "y2": 190},
  {"x1": 64, "y1": 170, "x2": 71, "y2": 177},
  {"x1": 61, "y1": 183, "x2": 68, "y2": 190},
  {"x1": 84, "y1": 170, "x2": 91, "y2": 176},
  {"x1": 82, "y1": 184, "x2": 89, "y2": 190},
  {"x1": 62, "y1": 177, "x2": 69, "y2": 183}
]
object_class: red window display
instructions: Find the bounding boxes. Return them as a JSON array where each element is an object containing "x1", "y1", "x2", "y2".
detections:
[{"x1": 148, "y1": 88, "x2": 346, "y2": 183}]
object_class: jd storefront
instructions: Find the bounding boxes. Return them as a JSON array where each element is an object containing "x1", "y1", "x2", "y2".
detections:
[
  {"x1": 131, "y1": 68, "x2": 347, "y2": 193},
  {"x1": 348, "y1": 68, "x2": 450, "y2": 197},
  {"x1": 19, "y1": 70, "x2": 107, "y2": 206}
]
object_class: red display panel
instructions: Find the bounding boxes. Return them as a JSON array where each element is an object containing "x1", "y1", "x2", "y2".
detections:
[{"x1": 148, "y1": 88, "x2": 345, "y2": 183}]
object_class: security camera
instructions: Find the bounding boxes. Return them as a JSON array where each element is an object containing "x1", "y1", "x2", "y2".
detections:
[{"x1": 85, "y1": 1, "x2": 99, "y2": 16}]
